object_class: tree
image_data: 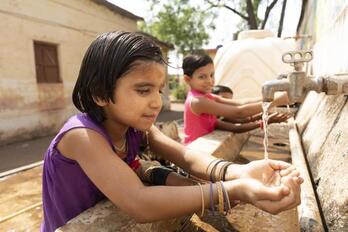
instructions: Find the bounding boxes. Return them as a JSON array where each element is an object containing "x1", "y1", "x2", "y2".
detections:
[
  {"x1": 278, "y1": 0, "x2": 287, "y2": 37},
  {"x1": 296, "y1": 0, "x2": 308, "y2": 33},
  {"x1": 140, "y1": 0, "x2": 216, "y2": 55},
  {"x1": 205, "y1": 0, "x2": 284, "y2": 33}
]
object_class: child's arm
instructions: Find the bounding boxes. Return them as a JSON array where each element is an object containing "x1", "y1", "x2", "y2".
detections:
[
  {"x1": 224, "y1": 112, "x2": 262, "y2": 123},
  {"x1": 57, "y1": 127, "x2": 302, "y2": 221},
  {"x1": 148, "y1": 126, "x2": 303, "y2": 213},
  {"x1": 216, "y1": 119, "x2": 261, "y2": 133},
  {"x1": 149, "y1": 126, "x2": 293, "y2": 182},
  {"x1": 215, "y1": 95, "x2": 261, "y2": 106},
  {"x1": 191, "y1": 96, "x2": 263, "y2": 118},
  {"x1": 214, "y1": 92, "x2": 289, "y2": 107},
  {"x1": 192, "y1": 92, "x2": 289, "y2": 119},
  {"x1": 224, "y1": 112, "x2": 288, "y2": 125},
  {"x1": 147, "y1": 125, "x2": 237, "y2": 180},
  {"x1": 58, "y1": 128, "x2": 214, "y2": 222}
]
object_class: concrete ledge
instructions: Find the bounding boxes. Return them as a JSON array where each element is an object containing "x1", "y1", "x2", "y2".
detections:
[
  {"x1": 288, "y1": 118, "x2": 324, "y2": 232},
  {"x1": 56, "y1": 200, "x2": 184, "y2": 232},
  {"x1": 187, "y1": 130, "x2": 249, "y2": 161},
  {"x1": 56, "y1": 130, "x2": 249, "y2": 231}
]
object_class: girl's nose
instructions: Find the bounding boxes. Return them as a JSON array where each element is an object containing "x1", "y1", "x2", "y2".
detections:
[{"x1": 150, "y1": 92, "x2": 162, "y2": 109}]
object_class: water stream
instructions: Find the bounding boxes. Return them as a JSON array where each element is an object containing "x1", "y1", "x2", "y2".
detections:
[
  {"x1": 262, "y1": 103, "x2": 291, "y2": 160},
  {"x1": 262, "y1": 102, "x2": 272, "y2": 160}
]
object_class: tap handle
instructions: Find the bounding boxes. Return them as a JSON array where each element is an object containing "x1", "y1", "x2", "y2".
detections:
[{"x1": 282, "y1": 50, "x2": 313, "y2": 65}]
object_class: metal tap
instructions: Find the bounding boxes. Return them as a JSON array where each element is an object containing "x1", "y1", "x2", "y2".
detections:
[{"x1": 262, "y1": 50, "x2": 348, "y2": 103}]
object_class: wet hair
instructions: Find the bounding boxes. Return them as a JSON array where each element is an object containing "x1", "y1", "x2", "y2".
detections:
[
  {"x1": 182, "y1": 53, "x2": 213, "y2": 77},
  {"x1": 72, "y1": 31, "x2": 164, "y2": 123},
  {"x1": 211, "y1": 85, "x2": 233, "y2": 95}
]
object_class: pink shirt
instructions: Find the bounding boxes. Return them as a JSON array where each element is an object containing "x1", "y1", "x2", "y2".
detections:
[{"x1": 184, "y1": 89, "x2": 217, "y2": 144}]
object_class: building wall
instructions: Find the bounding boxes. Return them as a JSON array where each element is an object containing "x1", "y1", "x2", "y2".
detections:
[
  {"x1": 0, "y1": 0, "x2": 138, "y2": 145},
  {"x1": 296, "y1": 1, "x2": 348, "y2": 231}
]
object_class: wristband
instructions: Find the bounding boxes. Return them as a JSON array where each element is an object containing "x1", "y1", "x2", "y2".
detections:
[{"x1": 150, "y1": 166, "x2": 173, "y2": 185}]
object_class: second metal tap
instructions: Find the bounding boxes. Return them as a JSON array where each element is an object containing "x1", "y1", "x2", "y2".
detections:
[{"x1": 262, "y1": 50, "x2": 348, "y2": 103}]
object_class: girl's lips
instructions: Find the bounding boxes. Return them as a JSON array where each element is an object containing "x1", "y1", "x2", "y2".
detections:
[{"x1": 142, "y1": 114, "x2": 158, "y2": 121}]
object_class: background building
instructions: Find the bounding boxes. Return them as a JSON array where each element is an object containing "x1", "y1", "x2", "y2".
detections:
[{"x1": 0, "y1": 0, "x2": 172, "y2": 145}]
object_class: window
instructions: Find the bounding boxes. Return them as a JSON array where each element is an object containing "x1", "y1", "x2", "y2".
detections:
[{"x1": 34, "y1": 41, "x2": 61, "y2": 83}]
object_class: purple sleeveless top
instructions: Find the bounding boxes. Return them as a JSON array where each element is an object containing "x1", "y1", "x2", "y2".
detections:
[{"x1": 41, "y1": 114, "x2": 143, "y2": 232}]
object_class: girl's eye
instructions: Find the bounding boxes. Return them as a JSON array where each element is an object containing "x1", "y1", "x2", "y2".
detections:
[{"x1": 137, "y1": 88, "x2": 150, "y2": 95}]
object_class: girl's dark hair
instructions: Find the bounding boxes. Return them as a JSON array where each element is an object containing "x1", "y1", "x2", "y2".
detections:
[
  {"x1": 72, "y1": 31, "x2": 164, "y2": 123},
  {"x1": 211, "y1": 85, "x2": 233, "y2": 95},
  {"x1": 182, "y1": 53, "x2": 213, "y2": 77}
]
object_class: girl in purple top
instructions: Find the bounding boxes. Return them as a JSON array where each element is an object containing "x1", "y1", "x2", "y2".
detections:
[{"x1": 41, "y1": 31, "x2": 303, "y2": 231}]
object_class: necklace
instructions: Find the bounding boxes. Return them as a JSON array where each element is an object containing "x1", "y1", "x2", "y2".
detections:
[{"x1": 114, "y1": 137, "x2": 127, "y2": 153}]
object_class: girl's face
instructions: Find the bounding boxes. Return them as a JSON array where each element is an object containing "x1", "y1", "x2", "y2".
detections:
[
  {"x1": 102, "y1": 61, "x2": 166, "y2": 132},
  {"x1": 185, "y1": 63, "x2": 215, "y2": 94}
]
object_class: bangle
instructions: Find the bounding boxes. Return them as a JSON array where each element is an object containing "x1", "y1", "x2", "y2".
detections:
[
  {"x1": 206, "y1": 159, "x2": 222, "y2": 176},
  {"x1": 220, "y1": 181, "x2": 232, "y2": 215},
  {"x1": 216, "y1": 182, "x2": 224, "y2": 214},
  {"x1": 210, "y1": 160, "x2": 225, "y2": 182},
  {"x1": 259, "y1": 121, "x2": 264, "y2": 129},
  {"x1": 197, "y1": 183, "x2": 205, "y2": 217},
  {"x1": 218, "y1": 162, "x2": 231, "y2": 181},
  {"x1": 222, "y1": 162, "x2": 234, "y2": 181},
  {"x1": 209, "y1": 182, "x2": 215, "y2": 213}
]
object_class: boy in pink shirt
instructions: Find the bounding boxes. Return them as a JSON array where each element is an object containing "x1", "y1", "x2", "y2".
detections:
[{"x1": 183, "y1": 54, "x2": 289, "y2": 144}]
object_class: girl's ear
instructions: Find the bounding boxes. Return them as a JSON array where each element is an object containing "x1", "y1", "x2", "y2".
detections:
[
  {"x1": 183, "y1": 75, "x2": 191, "y2": 83},
  {"x1": 92, "y1": 96, "x2": 108, "y2": 107}
]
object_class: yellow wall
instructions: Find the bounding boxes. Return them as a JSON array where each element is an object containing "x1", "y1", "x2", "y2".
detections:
[{"x1": 0, "y1": 0, "x2": 139, "y2": 144}]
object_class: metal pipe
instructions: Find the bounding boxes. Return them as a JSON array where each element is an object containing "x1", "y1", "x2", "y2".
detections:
[
  {"x1": 304, "y1": 76, "x2": 323, "y2": 93},
  {"x1": 321, "y1": 74, "x2": 348, "y2": 95}
]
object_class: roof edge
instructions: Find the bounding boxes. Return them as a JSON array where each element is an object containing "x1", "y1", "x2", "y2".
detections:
[{"x1": 91, "y1": 0, "x2": 143, "y2": 21}]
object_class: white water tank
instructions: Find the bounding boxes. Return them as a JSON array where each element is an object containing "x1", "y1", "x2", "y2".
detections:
[{"x1": 214, "y1": 30, "x2": 295, "y2": 99}]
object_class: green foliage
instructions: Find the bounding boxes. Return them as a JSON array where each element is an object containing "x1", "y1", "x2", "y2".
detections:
[
  {"x1": 167, "y1": 75, "x2": 186, "y2": 101},
  {"x1": 141, "y1": 0, "x2": 216, "y2": 55},
  {"x1": 172, "y1": 84, "x2": 187, "y2": 100},
  {"x1": 168, "y1": 75, "x2": 179, "y2": 90}
]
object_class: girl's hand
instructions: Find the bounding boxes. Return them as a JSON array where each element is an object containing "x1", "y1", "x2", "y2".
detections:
[
  {"x1": 228, "y1": 176, "x2": 302, "y2": 214},
  {"x1": 236, "y1": 159, "x2": 302, "y2": 187},
  {"x1": 268, "y1": 112, "x2": 290, "y2": 124}
]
